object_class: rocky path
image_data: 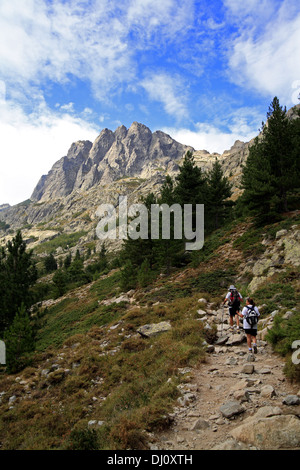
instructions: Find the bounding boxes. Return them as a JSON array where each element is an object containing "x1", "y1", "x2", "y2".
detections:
[{"x1": 152, "y1": 325, "x2": 300, "y2": 450}]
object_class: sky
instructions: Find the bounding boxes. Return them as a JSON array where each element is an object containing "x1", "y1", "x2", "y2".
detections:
[{"x1": 0, "y1": 0, "x2": 300, "y2": 206}]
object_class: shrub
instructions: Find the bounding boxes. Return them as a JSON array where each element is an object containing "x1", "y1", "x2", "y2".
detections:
[{"x1": 66, "y1": 428, "x2": 99, "y2": 450}]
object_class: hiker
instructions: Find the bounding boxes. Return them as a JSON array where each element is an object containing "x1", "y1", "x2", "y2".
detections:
[
  {"x1": 238, "y1": 298, "x2": 260, "y2": 354},
  {"x1": 223, "y1": 285, "x2": 243, "y2": 331}
]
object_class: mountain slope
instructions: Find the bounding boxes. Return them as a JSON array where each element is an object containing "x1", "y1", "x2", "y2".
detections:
[{"x1": 0, "y1": 213, "x2": 299, "y2": 450}]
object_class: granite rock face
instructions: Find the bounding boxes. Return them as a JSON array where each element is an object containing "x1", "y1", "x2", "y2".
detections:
[{"x1": 31, "y1": 122, "x2": 192, "y2": 203}]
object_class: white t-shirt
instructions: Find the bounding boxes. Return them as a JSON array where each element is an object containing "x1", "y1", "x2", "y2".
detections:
[{"x1": 241, "y1": 305, "x2": 260, "y2": 330}]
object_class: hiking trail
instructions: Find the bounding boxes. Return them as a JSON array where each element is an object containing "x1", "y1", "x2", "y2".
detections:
[{"x1": 151, "y1": 304, "x2": 300, "y2": 450}]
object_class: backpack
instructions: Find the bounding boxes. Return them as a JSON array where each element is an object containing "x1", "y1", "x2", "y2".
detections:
[
  {"x1": 244, "y1": 305, "x2": 259, "y2": 327},
  {"x1": 228, "y1": 290, "x2": 240, "y2": 307}
]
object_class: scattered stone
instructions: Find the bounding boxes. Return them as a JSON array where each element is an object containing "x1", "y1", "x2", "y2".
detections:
[
  {"x1": 282, "y1": 395, "x2": 300, "y2": 406},
  {"x1": 88, "y1": 420, "x2": 105, "y2": 428},
  {"x1": 215, "y1": 335, "x2": 229, "y2": 345},
  {"x1": 230, "y1": 379, "x2": 249, "y2": 393},
  {"x1": 197, "y1": 309, "x2": 207, "y2": 316},
  {"x1": 137, "y1": 321, "x2": 171, "y2": 338},
  {"x1": 226, "y1": 357, "x2": 239, "y2": 366},
  {"x1": 246, "y1": 354, "x2": 255, "y2": 362},
  {"x1": 219, "y1": 400, "x2": 245, "y2": 419},
  {"x1": 254, "y1": 406, "x2": 282, "y2": 419},
  {"x1": 177, "y1": 393, "x2": 196, "y2": 407},
  {"x1": 100, "y1": 294, "x2": 130, "y2": 306},
  {"x1": 190, "y1": 418, "x2": 210, "y2": 431},
  {"x1": 258, "y1": 368, "x2": 272, "y2": 374},
  {"x1": 241, "y1": 364, "x2": 255, "y2": 374},
  {"x1": 260, "y1": 385, "x2": 276, "y2": 398},
  {"x1": 245, "y1": 387, "x2": 261, "y2": 395},
  {"x1": 208, "y1": 414, "x2": 220, "y2": 420},
  {"x1": 231, "y1": 415, "x2": 300, "y2": 450},
  {"x1": 226, "y1": 333, "x2": 246, "y2": 346},
  {"x1": 233, "y1": 389, "x2": 250, "y2": 403},
  {"x1": 271, "y1": 310, "x2": 279, "y2": 318},
  {"x1": 212, "y1": 438, "x2": 250, "y2": 450},
  {"x1": 8, "y1": 395, "x2": 17, "y2": 405}
]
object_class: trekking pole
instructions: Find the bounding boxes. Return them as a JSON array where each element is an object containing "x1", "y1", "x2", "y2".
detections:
[{"x1": 221, "y1": 303, "x2": 224, "y2": 337}]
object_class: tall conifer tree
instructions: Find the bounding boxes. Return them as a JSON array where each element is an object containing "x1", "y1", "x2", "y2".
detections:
[
  {"x1": 240, "y1": 97, "x2": 299, "y2": 223},
  {"x1": 207, "y1": 159, "x2": 233, "y2": 231}
]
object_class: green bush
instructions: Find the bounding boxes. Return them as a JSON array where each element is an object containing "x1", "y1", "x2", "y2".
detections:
[
  {"x1": 34, "y1": 231, "x2": 87, "y2": 254},
  {"x1": 266, "y1": 311, "x2": 300, "y2": 357},
  {"x1": 66, "y1": 428, "x2": 99, "y2": 450},
  {"x1": 190, "y1": 268, "x2": 236, "y2": 295}
]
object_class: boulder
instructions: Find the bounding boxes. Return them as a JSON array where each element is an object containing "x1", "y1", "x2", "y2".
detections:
[
  {"x1": 215, "y1": 335, "x2": 230, "y2": 345},
  {"x1": 226, "y1": 333, "x2": 246, "y2": 346},
  {"x1": 241, "y1": 364, "x2": 255, "y2": 374},
  {"x1": 282, "y1": 395, "x2": 300, "y2": 406},
  {"x1": 260, "y1": 385, "x2": 276, "y2": 398},
  {"x1": 190, "y1": 418, "x2": 210, "y2": 431},
  {"x1": 231, "y1": 415, "x2": 300, "y2": 449},
  {"x1": 212, "y1": 438, "x2": 250, "y2": 450},
  {"x1": 137, "y1": 321, "x2": 171, "y2": 338},
  {"x1": 219, "y1": 400, "x2": 245, "y2": 419}
]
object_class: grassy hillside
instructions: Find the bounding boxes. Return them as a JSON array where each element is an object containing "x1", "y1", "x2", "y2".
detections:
[{"x1": 0, "y1": 213, "x2": 299, "y2": 450}]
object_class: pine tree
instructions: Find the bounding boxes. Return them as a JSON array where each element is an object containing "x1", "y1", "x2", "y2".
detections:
[
  {"x1": 0, "y1": 231, "x2": 37, "y2": 333},
  {"x1": 121, "y1": 192, "x2": 157, "y2": 270},
  {"x1": 206, "y1": 159, "x2": 233, "y2": 231},
  {"x1": 120, "y1": 260, "x2": 137, "y2": 291},
  {"x1": 4, "y1": 303, "x2": 35, "y2": 373},
  {"x1": 44, "y1": 253, "x2": 58, "y2": 273},
  {"x1": 174, "y1": 151, "x2": 207, "y2": 207},
  {"x1": 240, "y1": 136, "x2": 275, "y2": 222},
  {"x1": 263, "y1": 97, "x2": 296, "y2": 212},
  {"x1": 154, "y1": 175, "x2": 185, "y2": 274},
  {"x1": 240, "y1": 97, "x2": 300, "y2": 223},
  {"x1": 64, "y1": 253, "x2": 72, "y2": 269},
  {"x1": 52, "y1": 269, "x2": 68, "y2": 298},
  {"x1": 137, "y1": 259, "x2": 155, "y2": 287}
]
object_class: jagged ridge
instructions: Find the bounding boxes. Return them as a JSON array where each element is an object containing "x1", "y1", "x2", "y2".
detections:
[{"x1": 31, "y1": 122, "x2": 193, "y2": 203}]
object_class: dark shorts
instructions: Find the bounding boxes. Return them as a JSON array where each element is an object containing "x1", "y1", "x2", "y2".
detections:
[
  {"x1": 229, "y1": 303, "x2": 240, "y2": 316},
  {"x1": 244, "y1": 328, "x2": 257, "y2": 336}
]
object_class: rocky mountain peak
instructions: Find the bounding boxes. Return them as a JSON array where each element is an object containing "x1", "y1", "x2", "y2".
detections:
[
  {"x1": 67, "y1": 140, "x2": 93, "y2": 159},
  {"x1": 30, "y1": 123, "x2": 192, "y2": 203}
]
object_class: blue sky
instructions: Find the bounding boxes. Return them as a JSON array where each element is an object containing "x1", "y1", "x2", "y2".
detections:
[{"x1": 0, "y1": 0, "x2": 300, "y2": 205}]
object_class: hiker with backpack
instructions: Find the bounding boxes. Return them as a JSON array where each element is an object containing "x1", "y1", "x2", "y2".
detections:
[
  {"x1": 238, "y1": 298, "x2": 260, "y2": 354},
  {"x1": 223, "y1": 285, "x2": 243, "y2": 331}
]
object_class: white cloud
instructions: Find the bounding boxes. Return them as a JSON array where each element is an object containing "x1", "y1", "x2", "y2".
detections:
[
  {"x1": 126, "y1": 0, "x2": 194, "y2": 41},
  {"x1": 141, "y1": 72, "x2": 189, "y2": 121},
  {"x1": 0, "y1": 0, "x2": 196, "y2": 205},
  {"x1": 163, "y1": 108, "x2": 260, "y2": 154},
  {"x1": 226, "y1": 0, "x2": 300, "y2": 105},
  {"x1": 0, "y1": 98, "x2": 99, "y2": 205},
  {"x1": 0, "y1": 0, "x2": 194, "y2": 101},
  {"x1": 60, "y1": 103, "x2": 75, "y2": 112},
  {"x1": 224, "y1": 0, "x2": 278, "y2": 21},
  {"x1": 162, "y1": 102, "x2": 263, "y2": 154}
]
